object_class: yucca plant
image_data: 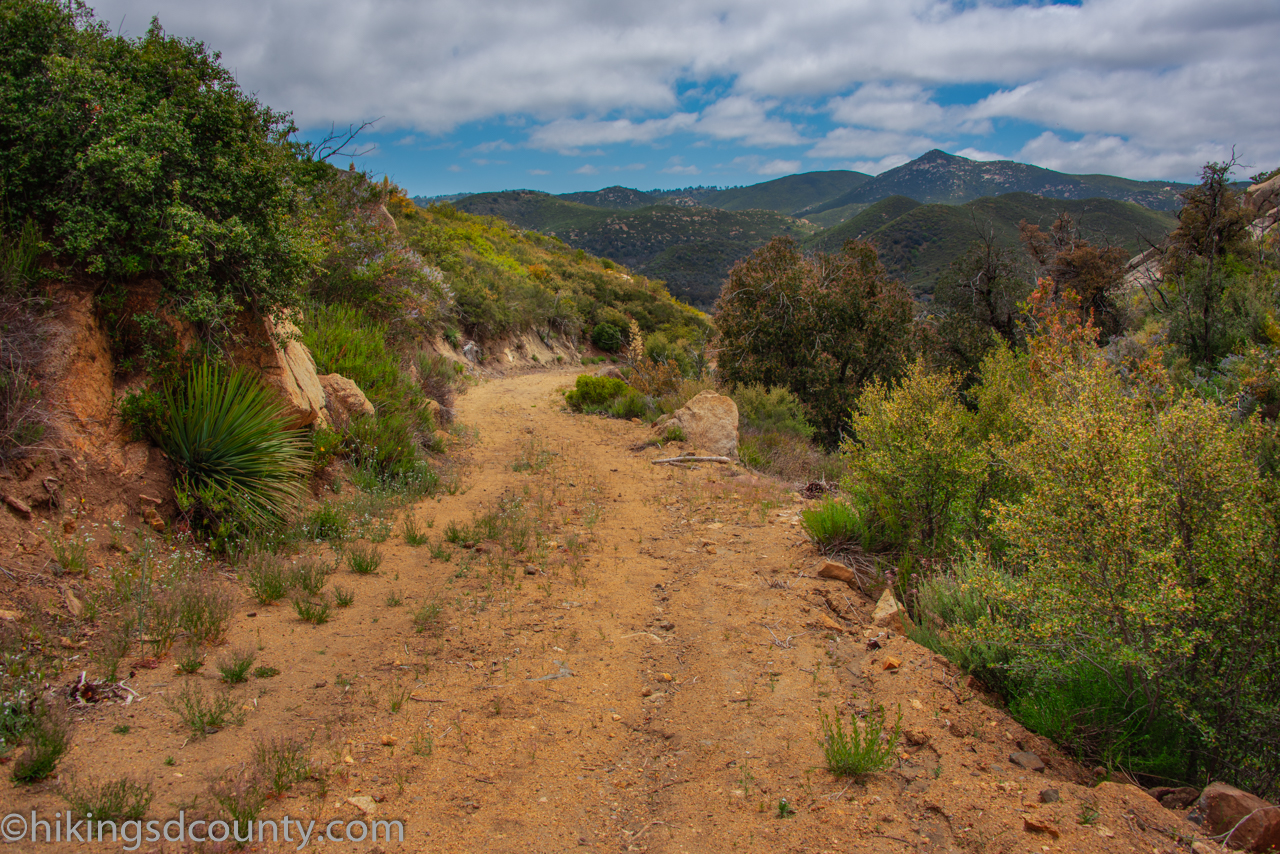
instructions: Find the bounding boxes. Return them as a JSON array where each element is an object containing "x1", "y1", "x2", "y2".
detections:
[{"x1": 151, "y1": 362, "x2": 309, "y2": 533}]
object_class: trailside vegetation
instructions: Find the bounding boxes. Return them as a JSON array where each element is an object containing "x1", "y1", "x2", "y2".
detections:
[
  {"x1": 715, "y1": 236, "x2": 914, "y2": 444},
  {"x1": 721, "y1": 160, "x2": 1280, "y2": 799}
]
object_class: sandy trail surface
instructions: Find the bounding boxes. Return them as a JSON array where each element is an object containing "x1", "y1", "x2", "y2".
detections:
[{"x1": 3, "y1": 370, "x2": 1210, "y2": 854}]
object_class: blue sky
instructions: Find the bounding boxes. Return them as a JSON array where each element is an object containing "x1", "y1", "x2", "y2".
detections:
[{"x1": 91, "y1": 0, "x2": 1279, "y2": 197}]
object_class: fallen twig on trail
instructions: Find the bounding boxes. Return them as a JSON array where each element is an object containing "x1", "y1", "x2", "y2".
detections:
[{"x1": 652, "y1": 455, "x2": 732, "y2": 465}]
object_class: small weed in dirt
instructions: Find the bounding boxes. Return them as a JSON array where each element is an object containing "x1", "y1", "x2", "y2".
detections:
[
  {"x1": 167, "y1": 683, "x2": 245, "y2": 739},
  {"x1": 332, "y1": 585, "x2": 355, "y2": 608},
  {"x1": 776, "y1": 799, "x2": 795, "y2": 818},
  {"x1": 293, "y1": 594, "x2": 331, "y2": 625},
  {"x1": 252, "y1": 736, "x2": 313, "y2": 795},
  {"x1": 411, "y1": 731, "x2": 434, "y2": 757},
  {"x1": 243, "y1": 552, "x2": 291, "y2": 604},
  {"x1": 175, "y1": 577, "x2": 236, "y2": 646},
  {"x1": 290, "y1": 559, "x2": 330, "y2": 596},
  {"x1": 512, "y1": 437, "x2": 554, "y2": 473},
  {"x1": 1079, "y1": 804, "x2": 1100, "y2": 825},
  {"x1": 401, "y1": 515, "x2": 430, "y2": 546},
  {"x1": 412, "y1": 599, "x2": 443, "y2": 634},
  {"x1": 385, "y1": 590, "x2": 403, "y2": 607},
  {"x1": 820, "y1": 702, "x2": 901, "y2": 779},
  {"x1": 217, "y1": 647, "x2": 256, "y2": 684},
  {"x1": 175, "y1": 642, "x2": 205, "y2": 674},
  {"x1": 42, "y1": 523, "x2": 91, "y2": 575},
  {"x1": 388, "y1": 683, "x2": 410, "y2": 714},
  {"x1": 429, "y1": 541, "x2": 452, "y2": 562},
  {"x1": 443, "y1": 520, "x2": 467, "y2": 544},
  {"x1": 113, "y1": 724, "x2": 130, "y2": 735},
  {"x1": 209, "y1": 764, "x2": 267, "y2": 827},
  {"x1": 302, "y1": 502, "x2": 348, "y2": 544},
  {"x1": 252, "y1": 665, "x2": 280, "y2": 679},
  {"x1": 346, "y1": 543, "x2": 383, "y2": 575},
  {"x1": 366, "y1": 516, "x2": 393, "y2": 543},
  {"x1": 11, "y1": 703, "x2": 68, "y2": 783},
  {"x1": 60, "y1": 775, "x2": 153, "y2": 821}
]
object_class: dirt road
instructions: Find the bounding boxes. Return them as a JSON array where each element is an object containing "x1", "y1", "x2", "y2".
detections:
[{"x1": 4, "y1": 370, "x2": 1209, "y2": 854}]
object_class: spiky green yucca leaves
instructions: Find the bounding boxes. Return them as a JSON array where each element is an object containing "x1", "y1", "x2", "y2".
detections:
[{"x1": 153, "y1": 362, "x2": 309, "y2": 529}]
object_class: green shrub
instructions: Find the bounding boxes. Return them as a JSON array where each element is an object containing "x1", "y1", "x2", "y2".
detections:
[
  {"x1": 801, "y1": 497, "x2": 902, "y2": 554},
  {"x1": 732, "y1": 384, "x2": 814, "y2": 439},
  {"x1": 820, "y1": 702, "x2": 901, "y2": 779},
  {"x1": 591, "y1": 322, "x2": 623, "y2": 352},
  {"x1": 1, "y1": 4, "x2": 312, "y2": 338},
  {"x1": 607, "y1": 390, "x2": 647, "y2": 420},
  {"x1": 60, "y1": 776, "x2": 152, "y2": 822},
  {"x1": 152, "y1": 362, "x2": 309, "y2": 538},
  {"x1": 564, "y1": 375, "x2": 629, "y2": 411},
  {"x1": 346, "y1": 543, "x2": 383, "y2": 575},
  {"x1": 216, "y1": 648, "x2": 256, "y2": 684},
  {"x1": 116, "y1": 389, "x2": 166, "y2": 441},
  {"x1": 292, "y1": 595, "x2": 331, "y2": 625},
  {"x1": 841, "y1": 359, "x2": 983, "y2": 554},
  {"x1": 243, "y1": 552, "x2": 291, "y2": 604},
  {"x1": 11, "y1": 702, "x2": 68, "y2": 783},
  {"x1": 252, "y1": 736, "x2": 313, "y2": 796},
  {"x1": 290, "y1": 559, "x2": 329, "y2": 596},
  {"x1": 415, "y1": 352, "x2": 458, "y2": 424}
]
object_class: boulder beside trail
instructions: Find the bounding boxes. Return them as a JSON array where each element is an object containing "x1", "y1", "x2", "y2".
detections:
[
  {"x1": 320, "y1": 374, "x2": 375, "y2": 426},
  {"x1": 232, "y1": 316, "x2": 326, "y2": 428},
  {"x1": 654, "y1": 390, "x2": 739, "y2": 458},
  {"x1": 1195, "y1": 782, "x2": 1280, "y2": 852}
]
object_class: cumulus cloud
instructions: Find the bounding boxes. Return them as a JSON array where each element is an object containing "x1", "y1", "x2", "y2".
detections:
[
  {"x1": 731, "y1": 156, "x2": 802, "y2": 176},
  {"x1": 808, "y1": 127, "x2": 936, "y2": 160},
  {"x1": 528, "y1": 168, "x2": 550, "y2": 175},
  {"x1": 661, "y1": 157, "x2": 700, "y2": 175},
  {"x1": 89, "y1": 0, "x2": 1280, "y2": 181},
  {"x1": 574, "y1": 164, "x2": 600, "y2": 175}
]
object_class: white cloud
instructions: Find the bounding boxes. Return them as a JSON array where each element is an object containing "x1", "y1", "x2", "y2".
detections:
[
  {"x1": 1016, "y1": 132, "x2": 1230, "y2": 182},
  {"x1": 826, "y1": 83, "x2": 945, "y2": 133},
  {"x1": 613, "y1": 163, "x2": 647, "y2": 172},
  {"x1": 731, "y1": 156, "x2": 802, "y2": 176},
  {"x1": 574, "y1": 164, "x2": 600, "y2": 175},
  {"x1": 954, "y1": 147, "x2": 1005, "y2": 162},
  {"x1": 471, "y1": 140, "x2": 514, "y2": 153},
  {"x1": 529, "y1": 114, "x2": 698, "y2": 151},
  {"x1": 661, "y1": 156, "x2": 700, "y2": 176},
  {"x1": 87, "y1": 0, "x2": 1280, "y2": 180},
  {"x1": 840, "y1": 154, "x2": 913, "y2": 176},
  {"x1": 528, "y1": 169, "x2": 550, "y2": 175},
  {"x1": 808, "y1": 128, "x2": 935, "y2": 160},
  {"x1": 695, "y1": 97, "x2": 804, "y2": 147},
  {"x1": 394, "y1": 135, "x2": 417, "y2": 146},
  {"x1": 447, "y1": 164, "x2": 463, "y2": 173}
]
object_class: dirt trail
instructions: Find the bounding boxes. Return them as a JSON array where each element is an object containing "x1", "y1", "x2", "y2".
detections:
[{"x1": 4, "y1": 370, "x2": 1212, "y2": 854}]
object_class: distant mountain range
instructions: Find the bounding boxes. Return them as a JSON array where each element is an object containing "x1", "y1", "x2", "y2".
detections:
[{"x1": 418, "y1": 150, "x2": 1189, "y2": 308}]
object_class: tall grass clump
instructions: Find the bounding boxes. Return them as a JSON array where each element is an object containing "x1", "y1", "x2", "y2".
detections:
[
  {"x1": 149, "y1": 362, "x2": 309, "y2": 544},
  {"x1": 820, "y1": 702, "x2": 901, "y2": 779}
]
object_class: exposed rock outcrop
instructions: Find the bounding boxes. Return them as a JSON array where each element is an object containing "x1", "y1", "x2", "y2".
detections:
[{"x1": 231, "y1": 316, "x2": 327, "y2": 429}]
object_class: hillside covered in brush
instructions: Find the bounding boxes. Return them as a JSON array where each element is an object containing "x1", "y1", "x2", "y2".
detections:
[
  {"x1": 446, "y1": 191, "x2": 817, "y2": 308},
  {"x1": 806, "y1": 192, "x2": 1178, "y2": 294}
]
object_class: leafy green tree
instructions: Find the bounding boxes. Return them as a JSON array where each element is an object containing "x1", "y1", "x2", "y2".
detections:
[
  {"x1": 1158, "y1": 159, "x2": 1259, "y2": 365},
  {"x1": 0, "y1": 1, "x2": 315, "y2": 338},
  {"x1": 715, "y1": 237, "x2": 914, "y2": 444},
  {"x1": 932, "y1": 229, "x2": 1031, "y2": 379},
  {"x1": 1019, "y1": 213, "x2": 1128, "y2": 341}
]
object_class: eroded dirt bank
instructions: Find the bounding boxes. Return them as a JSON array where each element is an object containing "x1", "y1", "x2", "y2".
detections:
[{"x1": 3, "y1": 370, "x2": 1212, "y2": 854}]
